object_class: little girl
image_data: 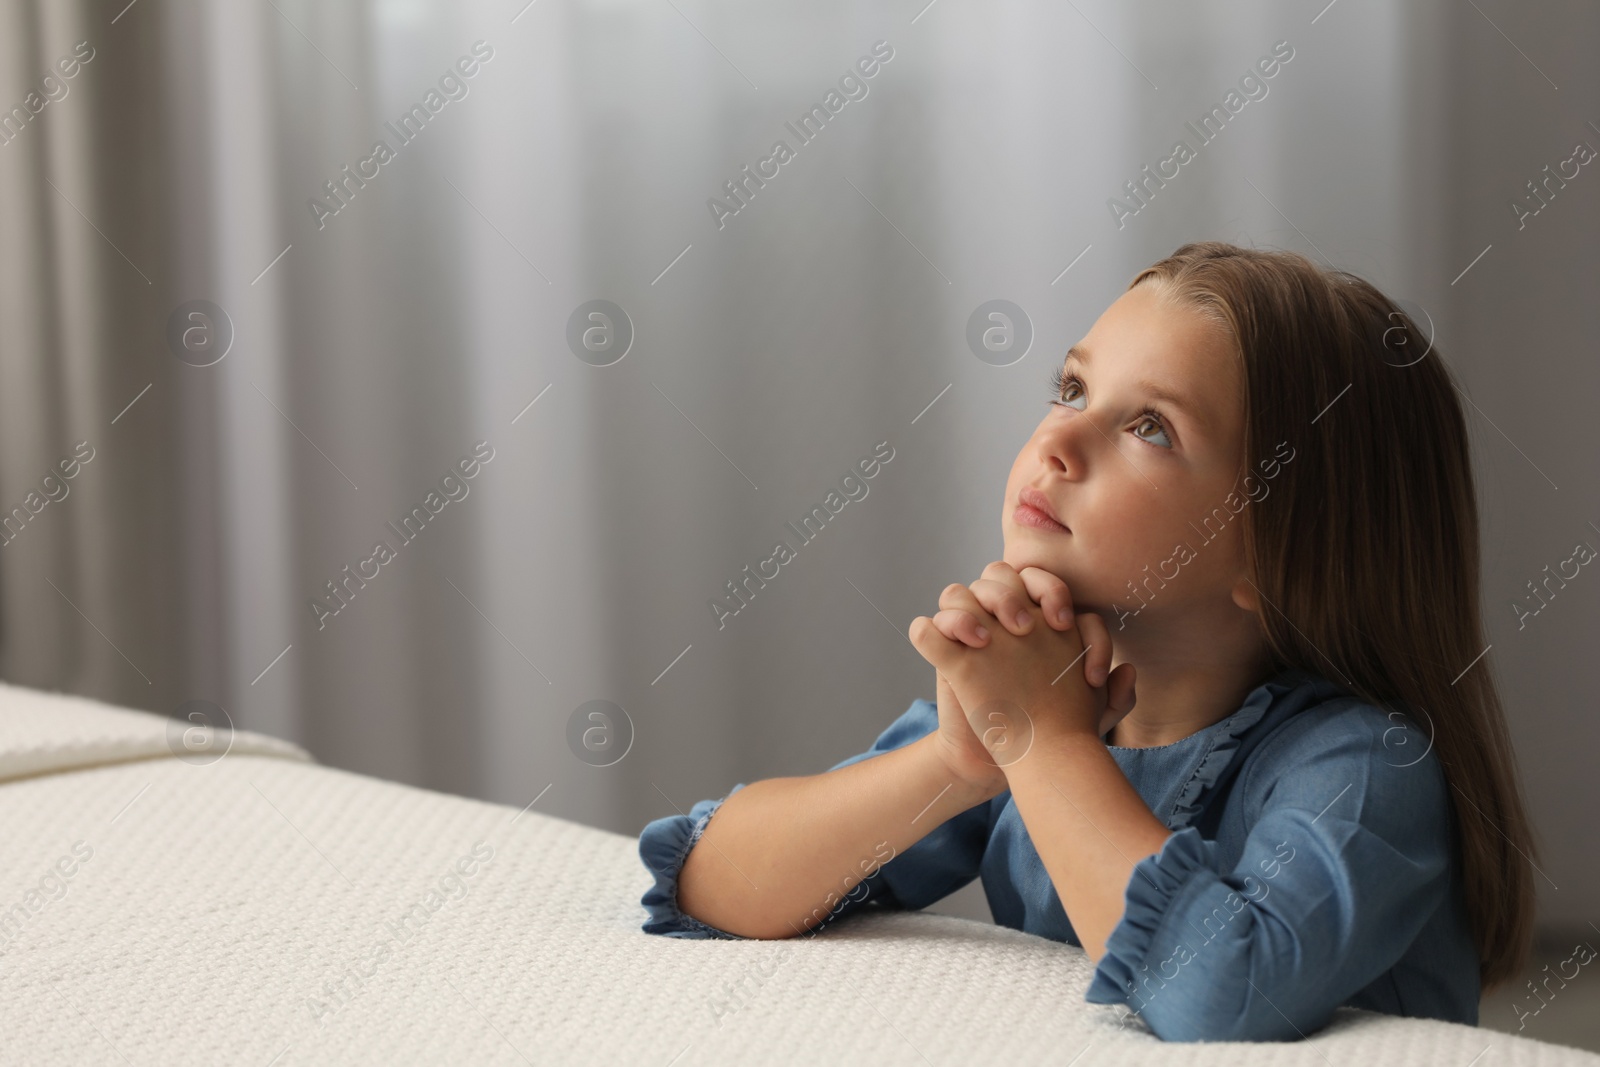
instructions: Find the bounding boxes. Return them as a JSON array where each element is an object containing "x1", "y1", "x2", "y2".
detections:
[{"x1": 637, "y1": 241, "x2": 1535, "y2": 1043}]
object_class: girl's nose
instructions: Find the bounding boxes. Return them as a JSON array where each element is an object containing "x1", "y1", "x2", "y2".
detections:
[{"x1": 1037, "y1": 411, "x2": 1097, "y2": 480}]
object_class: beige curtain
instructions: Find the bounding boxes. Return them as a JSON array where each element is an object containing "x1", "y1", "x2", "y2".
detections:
[
  {"x1": 0, "y1": 2, "x2": 193, "y2": 700},
  {"x1": 0, "y1": 0, "x2": 490, "y2": 798}
]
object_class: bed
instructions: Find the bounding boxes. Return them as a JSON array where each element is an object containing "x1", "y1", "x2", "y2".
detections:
[{"x1": 1, "y1": 679, "x2": 1592, "y2": 1065}]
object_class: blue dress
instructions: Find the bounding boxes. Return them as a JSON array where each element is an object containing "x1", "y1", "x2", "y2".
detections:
[{"x1": 637, "y1": 665, "x2": 1481, "y2": 1042}]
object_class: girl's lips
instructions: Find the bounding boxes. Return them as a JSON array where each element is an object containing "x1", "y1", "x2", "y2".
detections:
[{"x1": 1013, "y1": 502, "x2": 1070, "y2": 534}]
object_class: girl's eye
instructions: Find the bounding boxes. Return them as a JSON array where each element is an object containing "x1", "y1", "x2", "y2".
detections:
[
  {"x1": 1046, "y1": 368, "x2": 1174, "y2": 450},
  {"x1": 1132, "y1": 415, "x2": 1173, "y2": 449},
  {"x1": 1048, "y1": 367, "x2": 1087, "y2": 411}
]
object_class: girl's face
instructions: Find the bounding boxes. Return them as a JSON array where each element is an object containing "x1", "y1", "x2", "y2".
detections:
[{"x1": 1002, "y1": 283, "x2": 1252, "y2": 623}]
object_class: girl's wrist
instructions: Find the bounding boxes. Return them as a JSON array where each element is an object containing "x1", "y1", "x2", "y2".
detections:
[
  {"x1": 916, "y1": 734, "x2": 1009, "y2": 808},
  {"x1": 1000, "y1": 725, "x2": 1107, "y2": 789}
]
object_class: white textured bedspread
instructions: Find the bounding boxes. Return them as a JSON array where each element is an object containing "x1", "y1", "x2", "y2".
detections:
[{"x1": 1, "y1": 680, "x2": 1593, "y2": 1065}]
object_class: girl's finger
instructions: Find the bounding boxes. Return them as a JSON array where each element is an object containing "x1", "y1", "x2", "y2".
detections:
[
  {"x1": 908, "y1": 615, "x2": 961, "y2": 669},
  {"x1": 1074, "y1": 612, "x2": 1114, "y2": 686},
  {"x1": 936, "y1": 583, "x2": 1002, "y2": 635},
  {"x1": 1097, "y1": 663, "x2": 1138, "y2": 738},
  {"x1": 965, "y1": 577, "x2": 1036, "y2": 636},
  {"x1": 978, "y1": 560, "x2": 1029, "y2": 595},
  {"x1": 1016, "y1": 566, "x2": 1075, "y2": 630},
  {"x1": 1106, "y1": 661, "x2": 1137, "y2": 715},
  {"x1": 930, "y1": 608, "x2": 991, "y2": 647}
]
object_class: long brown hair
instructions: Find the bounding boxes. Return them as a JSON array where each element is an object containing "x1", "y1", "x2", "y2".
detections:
[{"x1": 1128, "y1": 241, "x2": 1535, "y2": 989}]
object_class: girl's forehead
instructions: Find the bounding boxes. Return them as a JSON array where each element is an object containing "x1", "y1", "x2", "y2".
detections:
[
  {"x1": 1072, "y1": 288, "x2": 1245, "y2": 438},
  {"x1": 1087, "y1": 284, "x2": 1230, "y2": 362}
]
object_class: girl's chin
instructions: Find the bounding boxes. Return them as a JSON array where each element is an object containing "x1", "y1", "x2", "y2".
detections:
[
  {"x1": 1000, "y1": 549, "x2": 1116, "y2": 612},
  {"x1": 1000, "y1": 548, "x2": 1071, "y2": 580}
]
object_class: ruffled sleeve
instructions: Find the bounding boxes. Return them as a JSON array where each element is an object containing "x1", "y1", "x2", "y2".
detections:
[
  {"x1": 1084, "y1": 826, "x2": 1218, "y2": 1000},
  {"x1": 1083, "y1": 699, "x2": 1461, "y2": 1042},
  {"x1": 638, "y1": 787, "x2": 752, "y2": 939}
]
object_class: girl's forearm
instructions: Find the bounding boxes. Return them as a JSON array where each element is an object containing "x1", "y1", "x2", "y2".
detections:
[
  {"x1": 676, "y1": 733, "x2": 1003, "y2": 939},
  {"x1": 1001, "y1": 729, "x2": 1171, "y2": 960}
]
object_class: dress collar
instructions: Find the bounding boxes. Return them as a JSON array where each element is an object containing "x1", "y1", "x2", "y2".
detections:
[{"x1": 1161, "y1": 664, "x2": 1328, "y2": 829}]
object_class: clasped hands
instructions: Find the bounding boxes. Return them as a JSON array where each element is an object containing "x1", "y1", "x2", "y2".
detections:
[{"x1": 908, "y1": 561, "x2": 1138, "y2": 794}]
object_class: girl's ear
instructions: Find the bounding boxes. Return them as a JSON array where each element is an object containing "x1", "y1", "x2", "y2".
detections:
[{"x1": 1230, "y1": 577, "x2": 1261, "y2": 614}]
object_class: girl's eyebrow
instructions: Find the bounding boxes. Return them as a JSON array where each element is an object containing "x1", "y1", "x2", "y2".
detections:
[{"x1": 1063, "y1": 345, "x2": 1209, "y2": 434}]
